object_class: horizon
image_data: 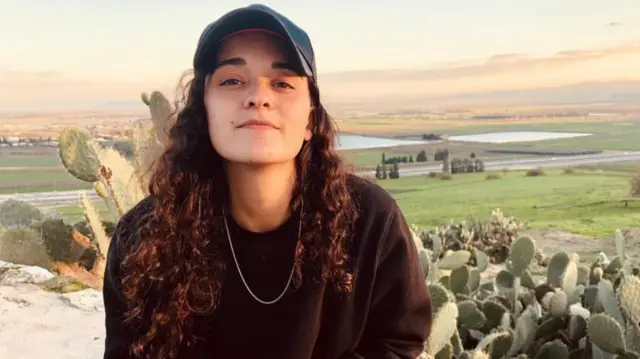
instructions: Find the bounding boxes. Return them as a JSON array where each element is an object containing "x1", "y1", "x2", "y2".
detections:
[{"x1": 1, "y1": 0, "x2": 639, "y2": 113}]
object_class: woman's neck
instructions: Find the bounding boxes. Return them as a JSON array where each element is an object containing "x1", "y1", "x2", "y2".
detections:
[{"x1": 225, "y1": 161, "x2": 297, "y2": 233}]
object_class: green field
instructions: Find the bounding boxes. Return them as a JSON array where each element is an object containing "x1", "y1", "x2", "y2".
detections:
[
  {"x1": 46, "y1": 200, "x2": 112, "y2": 224},
  {"x1": 43, "y1": 168, "x2": 640, "y2": 239},
  {"x1": 377, "y1": 168, "x2": 640, "y2": 238}
]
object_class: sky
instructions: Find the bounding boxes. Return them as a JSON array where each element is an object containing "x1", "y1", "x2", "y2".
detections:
[{"x1": 1, "y1": 0, "x2": 639, "y2": 111}]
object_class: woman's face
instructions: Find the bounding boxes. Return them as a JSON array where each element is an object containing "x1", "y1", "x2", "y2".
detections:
[{"x1": 204, "y1": 31, "x2": 313, "y2": 165}]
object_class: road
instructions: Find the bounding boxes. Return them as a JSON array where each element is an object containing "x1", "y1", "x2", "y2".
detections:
[{"x1": 1, "y1": 151, "x2": 640, "y2": 207}]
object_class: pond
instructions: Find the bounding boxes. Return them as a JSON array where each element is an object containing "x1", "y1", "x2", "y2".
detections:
[{"x1": 335, "y1": 134, "x2": 428, "y2": 150}]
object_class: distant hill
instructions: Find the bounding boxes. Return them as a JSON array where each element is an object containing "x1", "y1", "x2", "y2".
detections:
[
  {"x1": 322, "y1": 80, "x2": 640, "y2": 114},
  {"x1": 432, "y1": 80, "x2": 640, "y2": 105}
]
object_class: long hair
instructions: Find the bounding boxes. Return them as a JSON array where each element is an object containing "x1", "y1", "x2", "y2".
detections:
[{"x1": 119, "y1": 69, "x2": 359, "y2": 358}]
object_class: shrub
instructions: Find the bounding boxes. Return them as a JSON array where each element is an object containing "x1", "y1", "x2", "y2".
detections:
[
  {"x1": 33, "y1": 218, "x2": 87, "y2": 263},
  {"x1": 439, "y1": 173, "x2": 453, "y2": 180},
  {"x1": 0, "y1": 199, "x2": 44, "y2": 227},
  {"x1": 0, "y1": 226, "x2": 52, "y2": 270},
  {"x1": 563, "y1": 167, "x2": 576, "y2": 174},
  {"x1": 526, "y1": 167, "x2": 546, "y2": 177},
  {"x1": 388, "y1": 162, "x2": 400, "y2": 179},
  {"x1": 631, "y1": 173, "x2": 640, "y2": 197},
  {"x1": 486, "y1": 172, "x2": 502, "y2": 180}
]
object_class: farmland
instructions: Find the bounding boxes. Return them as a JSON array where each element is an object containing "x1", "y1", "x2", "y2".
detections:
[
  {"x1": 2, "y1": 115, "x2": 640, "y2": 194},
  {"x1": 0, "y1": 113, "x2": 637, "y2": 244}
]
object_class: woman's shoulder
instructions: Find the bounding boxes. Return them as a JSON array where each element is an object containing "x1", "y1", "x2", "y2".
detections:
[
  {"x1": 344, "y1": 173, "x2": 408, "y2": 253},
  {"x1": 346, "y1": 173, "x2": 400, "y2": 218},
  {"x1": 107, "y1": 195, "x2": 158, "y2": 261}
]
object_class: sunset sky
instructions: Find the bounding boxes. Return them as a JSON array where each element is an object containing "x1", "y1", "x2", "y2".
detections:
[{"x1": 1, "y1": 0, "x2": 639, "y2": 112}]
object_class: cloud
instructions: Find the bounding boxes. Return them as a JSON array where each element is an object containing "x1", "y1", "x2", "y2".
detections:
[
  {"x1": 2, "y1": 41, "x2": 640, "y2": 112},
  {"x1": 323, "y1": 41, "x2": 640, "y2": 83},
  {"x1": 319, "y1": 40, "x2": 640, "y2": 99}
]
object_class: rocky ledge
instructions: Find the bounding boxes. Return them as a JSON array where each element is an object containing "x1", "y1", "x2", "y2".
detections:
[{"x1": 0, "y1": 260, "x2": 105, "y2": 359}]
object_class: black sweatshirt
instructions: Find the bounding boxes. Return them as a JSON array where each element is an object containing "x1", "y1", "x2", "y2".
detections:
[{"x1": 103, "y1": 174, "x2": 432, "y2": 359}]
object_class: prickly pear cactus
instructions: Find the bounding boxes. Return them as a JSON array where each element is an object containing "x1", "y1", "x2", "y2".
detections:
[
  {"x1": 412, "y1": 222, "x2": 640, "y2": 359},
  {"x1": 58, "y1": 126, "x2": 102, "y2": 182},
  {"x1": 140, "y1": 90, "x2": 176, "y2": 146},
  {"x1": 52, "y1": 90, "x2": 176, "y2": 287}
]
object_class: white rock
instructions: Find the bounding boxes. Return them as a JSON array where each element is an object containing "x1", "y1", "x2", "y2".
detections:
[
  {"x1": 60, "y1": 289, "x2": 105, "y2": 312},
  {"x1": 0, "y1": 284, "x2": 105, "y2": 359},
  {"x1": 0, "y1": 260, "x2": 106, "y2": 359},
  {"x1": 0, "y1": 262, "x2": 55, "y2": 285}
]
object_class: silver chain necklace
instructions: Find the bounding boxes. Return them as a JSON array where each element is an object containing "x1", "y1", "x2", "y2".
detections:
[{"x1": 222, "y1": 199, "x2": 303, "y2": 305}]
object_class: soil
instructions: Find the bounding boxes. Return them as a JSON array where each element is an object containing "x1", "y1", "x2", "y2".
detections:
[
  {"x1": 476, "y1": 228, "x2": 640, "y2": 281},
  {"x1": 528, "y1": 228, "x2": 640, "y2": 265}
]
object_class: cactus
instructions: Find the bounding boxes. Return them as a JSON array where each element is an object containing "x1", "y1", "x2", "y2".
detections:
[
  {"x1": 2, "y1": 90, "x2": 177, "y2": 289},
  {"x1": 414, "y1": 209, "x2": 530, "y2": 266},
  {"x1": 410, "y1": 221, "x2": 640, "y2": 359},
  {"x1": 57, "y1": 126, "x2": 102, "y2": 182},
  {"x1": 50, "y1": 90, "x2": 175, "y2": 288}
]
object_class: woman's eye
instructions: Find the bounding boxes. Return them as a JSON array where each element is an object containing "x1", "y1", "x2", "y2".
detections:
[
  {"x1": 220, "y1": 79, "x2": 241, "y2": 86},
  {"x1": 274, "y1": 81, "x2": 294, "y2": 89}
]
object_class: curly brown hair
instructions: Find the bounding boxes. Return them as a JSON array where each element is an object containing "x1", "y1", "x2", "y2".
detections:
[{"x1": 118, "y1": 70, "x2": 359, "y2": 358}]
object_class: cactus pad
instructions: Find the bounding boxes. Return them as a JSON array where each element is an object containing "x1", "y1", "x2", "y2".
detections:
[
  {"x1": 425, "y1": 302, "x2": 459, "y2": 355},
  {"x1": 617, "y1": 275, "x2": 640, "y2": 326},
  {"x1": 549, "y1": 291, "x2": 569, "y2": 317},
  {"x1": 568, "y1": 315, "x2": 587, "y2": 341},
  {"x1": 510, "y1": 235, "x2": 536, "y2": 277},
  {"x1": 428, "y1": 282, "x2": 452, "y2": 314},
  {"x1": 450, "y1": 265, "x2": 470, "y2": 294},
  {"x1": 457, "y1": 300, "x2": 486, "y2": 330},
  {"x1": 438, "y1": 250, "x2": 471, "y2": 270},
  {"x1": 587, "y1": 313, "x2": 626, "y2": 354},
  {"x1": 535, "y1": 339, "x2": 569, "y2": 359},
  {"x1": 58, "y1": 126, "x2": 102, "y2": 182},
  {"x1": 546, "y1": 251, "x2": 570, "y2": 287},
  {"x1": 560, "y1": 260, "x2": 578, "y2": 298}
]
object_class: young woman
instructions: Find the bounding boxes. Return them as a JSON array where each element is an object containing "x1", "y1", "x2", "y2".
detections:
[{"x1": 103, "y1": 4, "x2": 432, "y2": 359}]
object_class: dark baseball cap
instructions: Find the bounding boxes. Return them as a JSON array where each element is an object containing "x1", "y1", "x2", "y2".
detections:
[{"x1": 192, "y1": 4, "x2": 316, "y2": 81}]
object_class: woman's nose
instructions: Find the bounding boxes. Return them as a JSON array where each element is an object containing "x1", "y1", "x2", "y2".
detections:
[{"x1": 244, "y1": 82, "x2": 273, "y2": 109}]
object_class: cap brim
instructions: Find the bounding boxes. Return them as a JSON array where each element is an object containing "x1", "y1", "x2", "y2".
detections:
[{"x1": 193, "y1": 8, "x2": 313, "y2": 77}]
